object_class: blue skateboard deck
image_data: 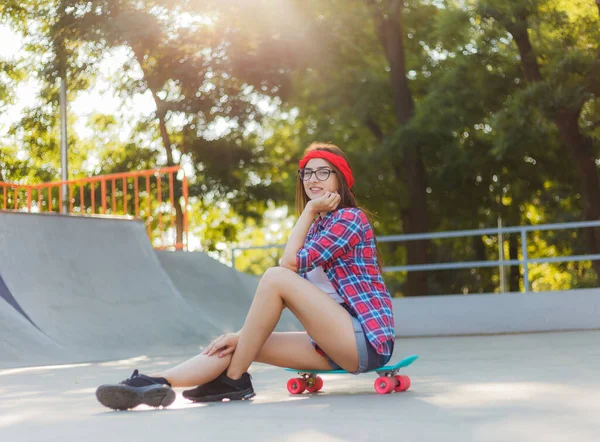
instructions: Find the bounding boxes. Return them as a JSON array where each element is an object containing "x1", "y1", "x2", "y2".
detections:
[
  {"x1": 284, "y1": 355, "x2": 418, "y2": 395},
  {"x1": 285, "y1": 354, "x2": 418, "y2": 375}
]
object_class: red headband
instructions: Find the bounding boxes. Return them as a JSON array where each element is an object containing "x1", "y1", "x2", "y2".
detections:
[{"x1": 298, "y1": 151, "x2": 355, "y2": 189}]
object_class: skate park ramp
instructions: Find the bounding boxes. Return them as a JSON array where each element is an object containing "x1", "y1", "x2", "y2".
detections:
[
  {"x1": 0, "y1": 295, "x2": 70, "y2": 368},
  {"x1": 157, "y1": 251, "x2": 303, "y2": 332},
  {"x1": 0, "y1": 212, "x2": 221, "y2": 367},
  {"x1": 0, "y1": 251, "x2": 70, "y2": 368}
]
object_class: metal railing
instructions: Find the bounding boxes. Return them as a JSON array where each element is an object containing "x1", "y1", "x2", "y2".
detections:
[
  {"x1": 231, "y1": 220, "x2": 600, "y2": 292},
  {"x1": 0, "y1": 166, "x2": 189, "y2": 250}
]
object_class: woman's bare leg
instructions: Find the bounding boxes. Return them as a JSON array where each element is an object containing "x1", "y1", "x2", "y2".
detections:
[
  {"x1": 155, "y1": 266, "x2": 356, "y2": 386},
  {"x1": 153, "y1": 352, "x2": 231, "y2": 388},
  {"x1": 154, "y1": 332, "x2": 331, "y2": 387},
  {"x1": 227, "y1": 266, "x2": 358, "y2": 379},
  {"x1": 253, "y1": 332, "x2": 333, "y2": 370}
]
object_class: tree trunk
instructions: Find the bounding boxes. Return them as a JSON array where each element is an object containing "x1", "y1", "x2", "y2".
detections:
[
  {"x1": 554, "y1": 110, "x2": 600, "y2": 276},
  {"x1": 154, "y1": 98, "x2": 185, "y2": 248},
  {"x1": 370, "y1": 0, "x2": 430, "y2": 296},
  {"x1": 507, "y1": 16, "x2": 542, "y2": 83},
  {"x1": 130, "y1": 44, "x2": 185, "y2": 248}
]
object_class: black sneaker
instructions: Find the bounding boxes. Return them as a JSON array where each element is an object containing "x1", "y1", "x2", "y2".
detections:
[
  {"x1": 182, "y1": 371, "x2": 255, "y2": 402},
  {"x1": 96, "y1": 369, "x2": 176, "y2": 410}
]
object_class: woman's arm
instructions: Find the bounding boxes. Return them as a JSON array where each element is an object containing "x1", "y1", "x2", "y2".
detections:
[
  {"x1": 280, "y1": 191, "x2": 341, "y2": 272},
  {"x1": 279, "y1": 208, "x2": 316, "y2": 272},
  {"x1": 296, "y1": 208, "x2": 364, "y2": 274}
]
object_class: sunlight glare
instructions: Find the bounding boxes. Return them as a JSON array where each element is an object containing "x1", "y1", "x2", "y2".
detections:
[
  {"x1": 0, "y1": 25, "x2": 21, "y2": 60},
  {"x1": 98, "y1": 355, "x2": 151, "y2": 367},
  {"x1": 0, "y1": 362, "x2": 92, "y2": 377}
]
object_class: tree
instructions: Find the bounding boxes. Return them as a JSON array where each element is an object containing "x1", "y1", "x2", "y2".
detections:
[
  {"x1": 3, "y1": 0, "x2": 599, "y2": 294},
  {"x1": 272, "y1": 0, "x2": 600, "y2": 294},
  {"x1": 477, "y1": 0, "x2": 600, "y2": 275},
  {"x1": 1, "y1": 0, "x2": 303, "y2": 244},
  {"x1": 364, "y1": 0, "x2": 430, "y2": 296},
  {"x1": 0, "y1": 59, "x2": 26, "y2": 184}
]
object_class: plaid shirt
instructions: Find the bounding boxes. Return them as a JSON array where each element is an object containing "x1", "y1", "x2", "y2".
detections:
[{"x1": 296, "y1": 207, "x2": 395, "y2": 357}]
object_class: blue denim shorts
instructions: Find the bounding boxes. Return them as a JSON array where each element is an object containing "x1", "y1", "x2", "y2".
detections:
[{"x1": 325, "y1": 304, "x2": 392, "y2": 374}]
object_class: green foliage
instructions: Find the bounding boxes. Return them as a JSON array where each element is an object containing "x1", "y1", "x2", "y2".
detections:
[{"x1": 1, "y1": 0, "x2": 600, "y2": 294}]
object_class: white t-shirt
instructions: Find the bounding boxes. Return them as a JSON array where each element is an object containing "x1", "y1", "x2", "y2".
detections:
[{"x1": 305, "y1": 266, "x2": 345, "y2": 304}]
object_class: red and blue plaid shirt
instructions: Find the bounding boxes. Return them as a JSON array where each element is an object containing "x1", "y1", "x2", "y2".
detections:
[{"x1": 296, "y1": 207, "x2": 395, "y2": 357}]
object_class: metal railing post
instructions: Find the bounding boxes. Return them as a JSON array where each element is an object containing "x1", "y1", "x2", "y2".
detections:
[
  {"x1": 27, "y1": 186, "x2": 32, "y2": 212},
  {"x1": 521, "y1": 229, "x2": 530, "y2": 293},
  {"x1": 498, "y1": 217, "x2": 506, "y2": 293},
  {"x1": 183, "y1": 175, "x2": 189, "y2": 251}
]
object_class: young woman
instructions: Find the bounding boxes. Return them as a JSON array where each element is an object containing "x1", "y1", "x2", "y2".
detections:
[{"x1": 96, "y1": 142, "x2": 396, "y2": 410}]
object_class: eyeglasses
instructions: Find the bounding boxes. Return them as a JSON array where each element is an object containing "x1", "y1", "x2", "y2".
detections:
[{"x1": 298, "y1": 168, "x2": 333, "y2": 181}]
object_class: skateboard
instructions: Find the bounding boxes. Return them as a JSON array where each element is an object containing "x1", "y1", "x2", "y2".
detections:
[{"x1": 284, "y1": 355, "x2": 418, "y2": 395}]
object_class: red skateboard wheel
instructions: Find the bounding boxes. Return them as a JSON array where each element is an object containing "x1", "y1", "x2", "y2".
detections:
[
  {"x1": 394, "y1": 375, "x2": 411, "y2": 392},
  {"x1": 306, "y1": 376, "x2": 324, "y2": 393},
  {"x1": 374, "y1": 376, "x2": 394, "y2": 394},
  {"x1": 287, "y1": 378, "x2": 307, "y2": 394}
]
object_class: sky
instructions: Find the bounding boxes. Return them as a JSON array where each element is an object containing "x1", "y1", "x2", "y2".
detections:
[{"x1": 0, "y1": 24, "x2": 21, "y2": 59}]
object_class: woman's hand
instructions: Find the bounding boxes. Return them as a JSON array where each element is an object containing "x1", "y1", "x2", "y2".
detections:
[
  {"x1": 202, "y1": 332, "x2": 240, "y2": 358},
  {"x1": 306, "y1": 191, "x2": 341, "y2": 215},
  {"x1": 280, "y1": 191, "x2": 338, "y2": 271}
]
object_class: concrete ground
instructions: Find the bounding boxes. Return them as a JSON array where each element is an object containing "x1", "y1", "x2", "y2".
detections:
[{"x1": 1, "y1": 331, "x2": 598, "y2": 442}]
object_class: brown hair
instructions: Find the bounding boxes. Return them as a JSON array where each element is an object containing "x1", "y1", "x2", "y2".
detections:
[{"x1": 295, "y1": 142, "x2": 384, "y2": 269}]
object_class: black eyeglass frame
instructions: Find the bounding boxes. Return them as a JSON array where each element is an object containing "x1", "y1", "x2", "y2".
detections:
[{"x1": 297, "y1": 168, "x2": 334, "y2": 182}]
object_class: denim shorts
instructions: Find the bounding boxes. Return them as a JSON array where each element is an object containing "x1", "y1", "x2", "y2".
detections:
[{"x1": 324, "y1": 304, "x2": 392, "y2": 374}]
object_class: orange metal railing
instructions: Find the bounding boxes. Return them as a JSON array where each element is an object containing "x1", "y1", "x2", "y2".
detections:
[{"x1": 0, "y1": 166, "x2": 189, "y2": 250}]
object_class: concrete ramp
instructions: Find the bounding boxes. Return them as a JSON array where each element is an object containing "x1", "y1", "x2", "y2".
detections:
[
  {"x1": 0, "y1": 270, "x2": 66, "y2": 367},
  {"x1": 0, "y1": 212, "x2": 219, "y2": 365},
  {"x1": 0, "y1": 297, "x2": 70, "y2": 368},
  {"x1": 157, "y1": 251, "x2": 303, "y2": 333}
]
